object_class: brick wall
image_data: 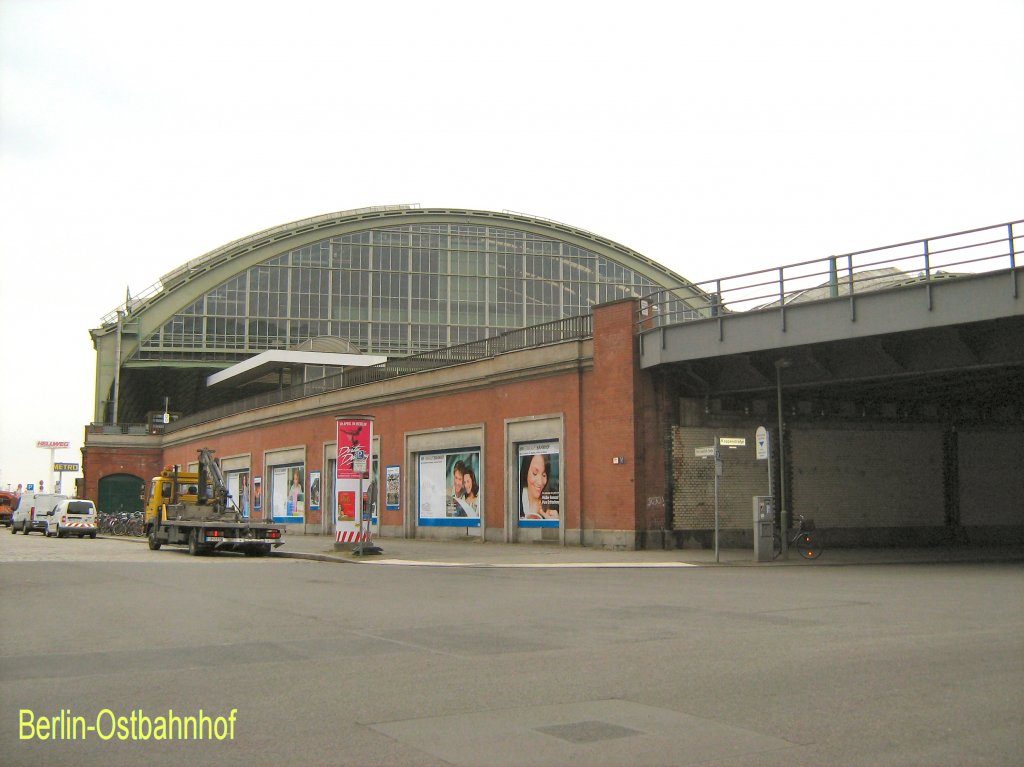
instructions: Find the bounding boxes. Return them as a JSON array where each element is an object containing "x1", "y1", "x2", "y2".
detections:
[
  {"x1": 116, "y1": 300, "x2": 648, "y2": 547},
  {"x1": 671, "y1": 424, "x2": 770, "y2": 533},
  {"x1": 81, "y1": 444, "x2": 164, "y2": 506},
  {"x1": 669, "y1": 413, "x2": 1022, "y2": 545},
  {"x1": 581, "y1": 299, "x2": 645, "y2": 546},
  {"x1": 634, "y1": 370, "x2": 675, "y2": 546}
]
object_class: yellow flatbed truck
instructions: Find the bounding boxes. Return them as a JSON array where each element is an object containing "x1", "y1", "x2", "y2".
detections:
[{"x1": 145, "y1": 449, "x2": 283, "y2": 556}]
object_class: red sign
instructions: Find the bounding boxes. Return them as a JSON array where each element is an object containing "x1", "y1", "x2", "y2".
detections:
[
  {"x1": 37, "y1": 440, "x2": 70, "y2": 449},
  {"x1": 336, "y1": 418, "x2": 373, "y2": 480}
]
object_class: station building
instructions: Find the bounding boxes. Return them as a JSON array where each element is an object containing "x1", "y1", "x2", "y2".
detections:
[{"x1": 82, "y1": 208, "x2": 1024, "y2": 548}]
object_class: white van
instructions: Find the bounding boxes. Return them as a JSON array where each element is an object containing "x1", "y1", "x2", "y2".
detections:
[
  {"x1": 45, "y1": 499, "x2": 98, "y2": 539},
  {"x1": 11, "y1": 493, "x2": 67, "y2": 535}
]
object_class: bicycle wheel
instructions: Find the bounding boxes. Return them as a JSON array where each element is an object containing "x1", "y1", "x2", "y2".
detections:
[{"x1": 796, "y1": 532, "x2": 823, "y2": 559}]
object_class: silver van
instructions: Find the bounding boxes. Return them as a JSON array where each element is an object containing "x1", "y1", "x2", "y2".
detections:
[
  {"x1": 11, "y1": 493, "x2": 67, "y2": 535},
  {"x1": 45, "y1": 499, "x2": 98, "y2": 539}
]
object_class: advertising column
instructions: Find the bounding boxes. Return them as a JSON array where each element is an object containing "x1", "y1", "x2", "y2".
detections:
[{"x1": 336, "y1": 417, "x2": 374, "y2": 544}]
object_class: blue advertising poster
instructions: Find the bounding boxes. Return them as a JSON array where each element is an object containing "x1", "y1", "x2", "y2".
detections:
[
  {"x1": 518, "y1": 442, "x2": 560, "y2": 528},
  {"x1": 385, "y1": 465, "x2": 400, "y2": 510},
  {"x1": 417, "y1": 449, "x2": 481, "y2": 527}
]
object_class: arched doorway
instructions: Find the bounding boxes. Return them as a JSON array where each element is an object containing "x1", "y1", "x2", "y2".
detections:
[{"x1": 98, "y1": 474, "x2": 144, "y2": 514}]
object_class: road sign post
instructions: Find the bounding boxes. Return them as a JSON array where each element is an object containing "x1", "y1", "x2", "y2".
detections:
[
  {"x1": 755, "y1": 427, "x2": 768, "y2": 460},
  {"x1": 37, "y1": 441, "x2": 70, "y2": 495},
  {"x1": 53, "y1": 462, "x2": 79, "y2": 496}
]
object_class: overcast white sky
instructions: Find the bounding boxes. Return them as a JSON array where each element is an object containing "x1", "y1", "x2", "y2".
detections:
[{"x1": 0, "y1": 0, "x2": 1021, "y2": 490}]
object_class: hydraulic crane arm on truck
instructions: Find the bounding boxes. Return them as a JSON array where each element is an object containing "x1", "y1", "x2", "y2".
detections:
[{"x1": 145, "y1": 448, "x2": 283, "y2": 556}]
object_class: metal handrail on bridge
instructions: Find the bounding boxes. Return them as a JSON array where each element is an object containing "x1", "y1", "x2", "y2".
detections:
[{"x1": 636, "y1": 219, "x2": 1021, "y2": 334}]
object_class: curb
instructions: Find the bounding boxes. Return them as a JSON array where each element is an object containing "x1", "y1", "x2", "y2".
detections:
[
  {"x1": 96, "y1": 535, "x2": 1024, "y2": 568},
  {"x1": 272, "y1": 550, "x2": 356, "y2": 564}
]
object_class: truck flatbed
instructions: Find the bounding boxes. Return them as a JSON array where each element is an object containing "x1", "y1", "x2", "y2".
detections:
[{"x1": 148, "y1": 517, "x2": 284, "y2": 556}]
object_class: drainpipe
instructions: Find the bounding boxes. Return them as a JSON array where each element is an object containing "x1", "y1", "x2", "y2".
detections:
[{"x1": 577, "y1": 350, "x2": 585, "y2": 547}]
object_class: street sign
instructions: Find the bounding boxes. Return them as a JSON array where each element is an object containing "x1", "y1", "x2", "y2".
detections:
[
  {"x1": 353, "y1": 449, "x2": 368, "y2": 474},
  {"x1": 719, "y1": 437, "x2": 746, "y2": 447},
  {"x1": 694, "y1": 446, "x2": 715, "y2": 458},
  {"x1": 755, "y1": 426, "x2": 769, "y2": 460}
]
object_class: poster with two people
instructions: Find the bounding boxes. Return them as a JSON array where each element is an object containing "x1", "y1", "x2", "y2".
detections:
[{"x1": 417, "y1": 449, "x2": 481, "y2": 527}]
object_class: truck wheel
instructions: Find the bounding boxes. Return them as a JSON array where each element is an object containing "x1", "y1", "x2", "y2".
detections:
[
  {"x1": 148, "y1": 530, "x2": 162, "y2": 550},
  {"x1": 22, "y1": 524, "x2": 30, "y2": 535},
  {"x1": 188, "y1": 530, "x2": 201, "y2": 556}
]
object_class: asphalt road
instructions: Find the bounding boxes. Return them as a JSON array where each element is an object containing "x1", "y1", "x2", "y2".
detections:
[{"x1": 1, "y1": 532, "x2": 1022, "y2": 766}]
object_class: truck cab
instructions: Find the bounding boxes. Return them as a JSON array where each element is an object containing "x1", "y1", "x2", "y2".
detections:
[
  {"x1": 145, "y1": 468, "x2": 202, "y2": 524},
  {"x1": 0, "y1": 491, "x2": 17, "y2": 527}
]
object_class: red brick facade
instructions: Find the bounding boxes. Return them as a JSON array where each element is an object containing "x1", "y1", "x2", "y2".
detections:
[
  {"x1": 83, "y1": 300, "x2": 668, "y2": 548},
  {"x1": 81, "y1": 444, "x2": 164, "y2": 506},
  {"x1": 81, "y1": 297, "x2": 1023, "y2": 547}
]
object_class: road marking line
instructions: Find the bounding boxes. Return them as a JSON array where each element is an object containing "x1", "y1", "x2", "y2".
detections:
[{"x1": 363, "y1": 559, "x2": 699, "y2": 568}]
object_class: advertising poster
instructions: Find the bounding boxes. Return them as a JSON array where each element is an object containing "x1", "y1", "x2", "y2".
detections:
[
  {"x1": 337, "y1": 489, "x2": 357, "y2": 523},
  {"x1": 385, "y1": 465, "x2": 401, "y2": 509},
  {"x1": 417, "y1": 449, "x2": 481, "y2": 527},
  {"x1": 272, "y1": 464, "x2": 305, "y2": 524},
  {"x1": 518, "y1": 442, "x2": 560, "y2": 528},
  {"x1": 335, "y1": 456, "x2": 379, "y2": 543},
  {"x1": 337, "y1": 418, "x2": 373, "y2": 479},
  {"x1": 253, "y1": 476, "x2": 262, "y2": 515},
  {"x1": 308, "y1": 471, "x2": 321, "y2": 511},
  {"x1": 227, "y1": 470, "x2": 251, "y2": 518}
]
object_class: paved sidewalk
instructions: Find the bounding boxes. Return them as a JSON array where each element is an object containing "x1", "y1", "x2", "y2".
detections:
[{"x1": 272, "y1": 531, "x2": 1024, "y2": 568}]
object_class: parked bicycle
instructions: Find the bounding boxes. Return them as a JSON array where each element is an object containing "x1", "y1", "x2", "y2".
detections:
[
  {"x1": 774, "y1": 514, "x2": 823, "y2": 560},
  {"x1": 97, "y1": 511, "x2": 145, "y2": 536}
]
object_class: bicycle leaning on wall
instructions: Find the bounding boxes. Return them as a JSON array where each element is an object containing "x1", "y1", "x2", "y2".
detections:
[{"x1": 774, "y1": 514, "x2": 824, "y2": 560}]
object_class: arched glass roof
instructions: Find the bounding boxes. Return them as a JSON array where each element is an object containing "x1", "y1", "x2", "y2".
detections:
[
  {"x1": 90, "y1": 207, "x2": 706, "y2": 424},
  {"x1": 127, "y1": 209, "x2": 699, "y2": 362}
]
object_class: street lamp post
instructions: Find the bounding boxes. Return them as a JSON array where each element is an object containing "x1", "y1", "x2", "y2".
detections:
[{"x1": 775, "y1": 358, "x2": 792, "y2": 558}]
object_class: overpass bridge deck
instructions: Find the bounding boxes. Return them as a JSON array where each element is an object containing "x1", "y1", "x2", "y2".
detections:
[{"x1": 638, "y1": 219, "x2": 1022, "y2": 368}]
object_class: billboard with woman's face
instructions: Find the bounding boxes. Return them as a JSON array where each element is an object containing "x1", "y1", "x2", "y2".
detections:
[{"x1": 518, "y1": 442, "x2": 559, "y2": 528}]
